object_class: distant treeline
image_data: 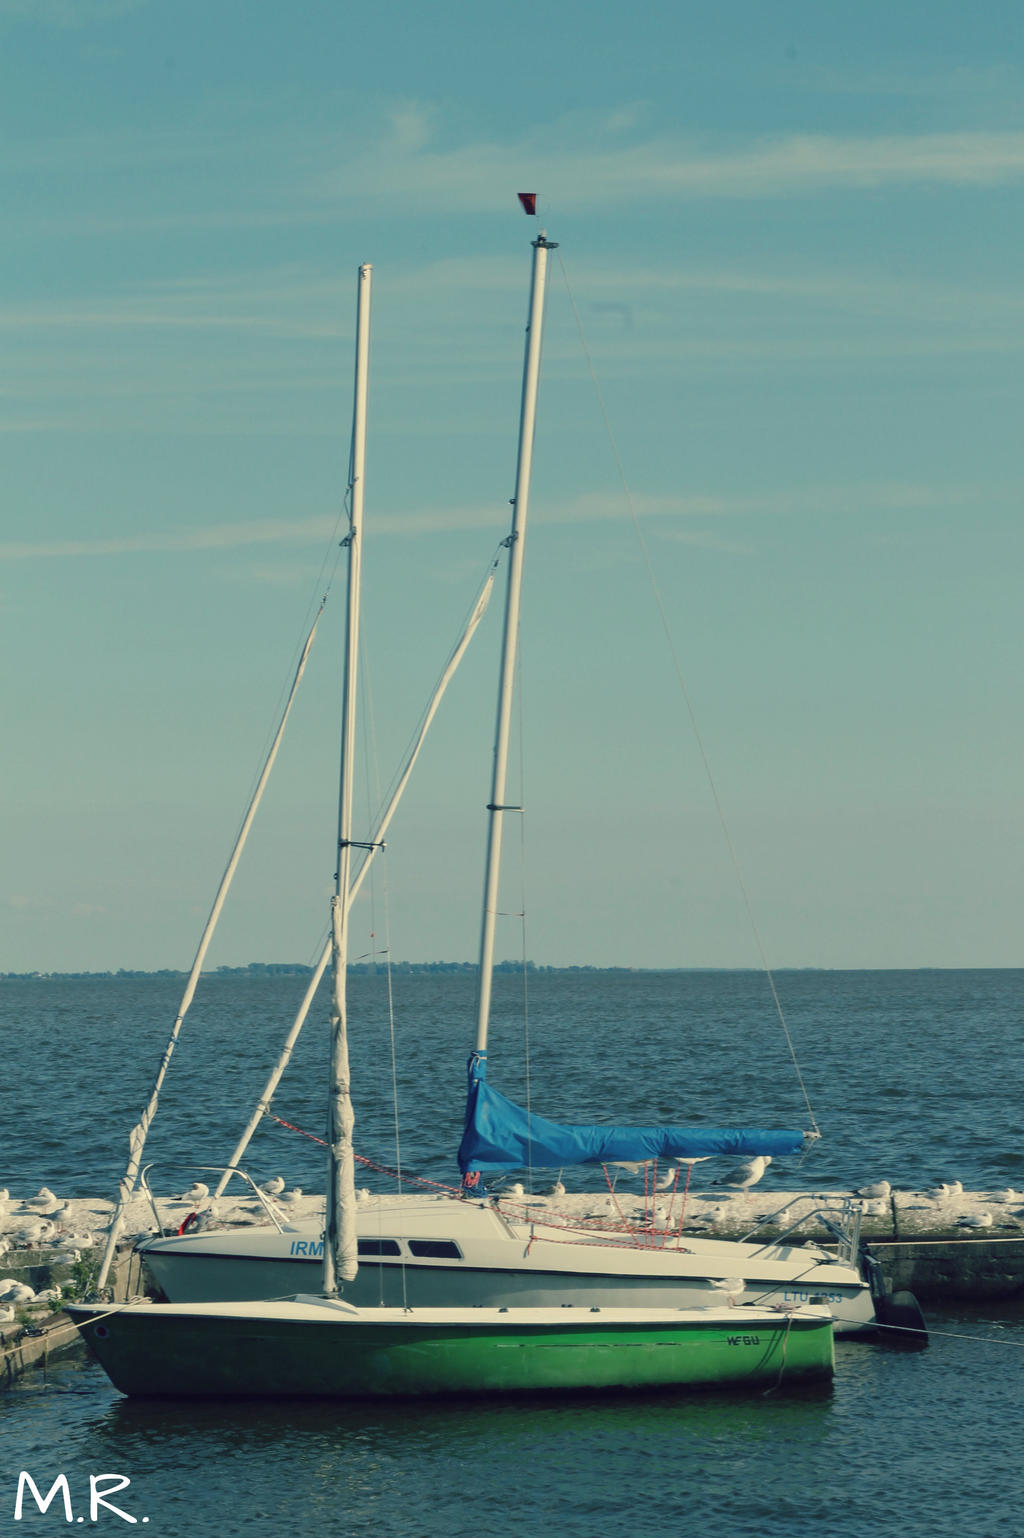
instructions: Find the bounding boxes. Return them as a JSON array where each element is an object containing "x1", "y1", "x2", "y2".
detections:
[{"x1": 1, "y1": 960, "x2": 646, "y2": 981}]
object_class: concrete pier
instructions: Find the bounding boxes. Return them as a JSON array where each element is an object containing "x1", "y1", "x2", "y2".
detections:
[
  {"x1": 865, "y1": 1237, "x2": 1024, "y2": 1305},
  {"x1": 1, "y1": 1245, "x2": 138, "y2": 1388}
]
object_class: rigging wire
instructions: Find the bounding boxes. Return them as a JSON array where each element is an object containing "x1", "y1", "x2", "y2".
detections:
[
  {"x1": 357, "y1": 641, "x2": 405, "y2": 1206},
  {"x1": 514, "y1": 641, "x2": 533, "y2": 1190},
  {"x1": 235, "y1": 491, "x2": 351, "y2": 822},
  {"x1": 555, "y1": 249, "x2": 820, "y2": 1139}
]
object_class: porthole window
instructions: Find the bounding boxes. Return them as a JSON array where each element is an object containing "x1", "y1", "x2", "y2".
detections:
[
  {"x1": 408, "y1": 1240, "x2": 462, "y2": 1259},
  {"x1": 356, "y1": 1238, "x2": 401, "y2": 1256}
]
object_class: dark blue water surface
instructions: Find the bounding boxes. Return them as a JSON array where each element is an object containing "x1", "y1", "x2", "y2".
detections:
[
  {"x1": 3, "y1": 1316, "x2": 1024, "y2": 1537},
  {"x1": 3, "y1": 968, "x2": 1023, "y2": 1195},
  {"x1": 3, "y1": 970, "x2": 1024, "y2": 1537}
]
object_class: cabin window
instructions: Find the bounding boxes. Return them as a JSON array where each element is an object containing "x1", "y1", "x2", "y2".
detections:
[
  {"x1": 356, "y1": 1238, "x2": 401, "y2": 1257},
  {"x1": 408, "y1": 1240, "x2": 462, "y2": 1259}
]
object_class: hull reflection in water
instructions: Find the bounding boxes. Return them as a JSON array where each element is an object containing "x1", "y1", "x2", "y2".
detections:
[{"x1": 68, "y1": 1298, "x2": 834, "y2": 1399}]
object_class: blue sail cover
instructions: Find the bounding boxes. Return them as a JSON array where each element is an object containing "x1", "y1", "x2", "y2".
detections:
[{"x1": 457, "y1": 1054, "x2": 806, "y2": 1176}]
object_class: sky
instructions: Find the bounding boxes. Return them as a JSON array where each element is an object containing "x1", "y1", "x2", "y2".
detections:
[{"x1": 2, "y1": 0, "x2": 1023, "y2": 972}]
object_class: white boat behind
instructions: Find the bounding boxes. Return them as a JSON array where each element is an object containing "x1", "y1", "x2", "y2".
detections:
[{"x1": 139, "y1": 1189, "x2": 875, "y2": 1331}]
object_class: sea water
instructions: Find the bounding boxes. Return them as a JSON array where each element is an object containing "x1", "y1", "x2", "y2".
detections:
[{"x1": 3, "y1": 969, "x2": 1024, "y2": 1536}]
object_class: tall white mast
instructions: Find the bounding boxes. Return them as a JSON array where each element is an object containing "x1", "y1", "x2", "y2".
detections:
[
  {"x1": 473, "y1": 232, "x2": 557, "y2": 1056},
  {"x1": 323, "y1": 261, "x2": 371, "y2": 1295}
]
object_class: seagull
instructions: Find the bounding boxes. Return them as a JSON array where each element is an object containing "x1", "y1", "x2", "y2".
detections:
[
  {"x1": 26, "y1": 1188, "x2": 64, "y2": 1215},
  {"x1": 59, "y1": 1231, "x2": 98, "y2": 1250},
  {"x1": 862, "y1": 1197, "x2": 890, "y2": 1217},
  {"x1": 708, "y1": 1277, "x2": 746, "y2": 1305},
  {"x1": 585, "y1": 1195, "x2": 616, "y2": 1218},
  {"x1": 14, "y1": 1218, "x2": 55, "y2": 1246},
  {"x1": 654, "y1": 1157, "x2": 710, "y2": 1189},
  {"x1": 855, "y1": 1180, "x2": 891, "y2": 1200},
  {"x1": 713, "y1": 1155, "x2": 771, "y2": 1190},
  {"x1": 956, "y1": 1212, "x2": 992, "y2": 1228},
  {"x1": 0, "y1": 1279, "x2": 36, "y2": 1303},
  {"x1": 180, "y1": 1182, "x2": 210, "y2": 1204},
  {"x1": 279, "y1": 1188, "x2": 303, "y2": 1205},
  {"x1": 991, "y1": 1189, "x2": 1023, "y2": 1204},
  {"x1": 542, "y1": 1181, "x2": 566, "y2": 1198},
  {"x1": 931, "y1": 1180, "x2": 963, "y2": 1199},
  {"x1": 259, "y1": 1177, "x2": 286, "y2": 1196}
]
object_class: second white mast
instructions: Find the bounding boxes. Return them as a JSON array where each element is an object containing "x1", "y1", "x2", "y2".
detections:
[{"x1": 473, "y1": 232, "x2": 557, "y2": 1057}]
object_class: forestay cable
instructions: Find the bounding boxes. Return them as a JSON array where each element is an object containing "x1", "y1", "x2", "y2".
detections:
[{"x1": 96, "y1": 603, "x2": 326, "y2": 1292}]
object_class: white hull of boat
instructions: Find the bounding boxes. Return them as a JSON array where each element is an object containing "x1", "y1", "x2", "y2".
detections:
[{"x1": 139, "y1": 1196, "x2": 875, "y2": 1334}]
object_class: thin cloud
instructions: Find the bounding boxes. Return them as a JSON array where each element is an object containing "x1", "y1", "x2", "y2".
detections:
[
  {"x1": 0, "y1": 0, "x2": 147, "y2": 24},
  {"x1": 0, "y1": 516, "x2": 338, "y2": 561},
  {"x1": 315, "y1": 126, "x2": 1024, "y2": 212},
  {"x1": 6, "y1": 250, "x2": 1024, "y2": 387},
  {"x1": 802, "y1": 61, "x2": 1022, "y2": 104},
  {"x1": 10, "y1": 111, "x2": 1024, "y2": 225},
  {"x1": 648, "y1": 482, "x2": 989, "y2": 521},
  {"x1": 0, "y1": 483, "x2": 992, "y2": 561},
  {"x1": 0, "y1": 302, "x2": 342, "y2": 340}
]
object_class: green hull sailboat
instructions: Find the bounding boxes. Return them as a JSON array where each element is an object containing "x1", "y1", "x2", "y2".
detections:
[{"x1": 69, "y1": 1297, "x2": 834, "y2": 1398}]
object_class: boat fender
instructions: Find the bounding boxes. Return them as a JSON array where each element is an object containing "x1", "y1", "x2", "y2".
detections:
[
  {"x1": 875, "y1": 1289, "x2": 929, "y2": 1348},
  {"x1": 176, "y1": 1211, "x2": 200, "y2": 1236}
]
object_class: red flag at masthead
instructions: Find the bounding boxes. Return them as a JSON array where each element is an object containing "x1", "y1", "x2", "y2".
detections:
[{"x1": 517, "y1": 193, "x2": 537, "y2": 216}]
